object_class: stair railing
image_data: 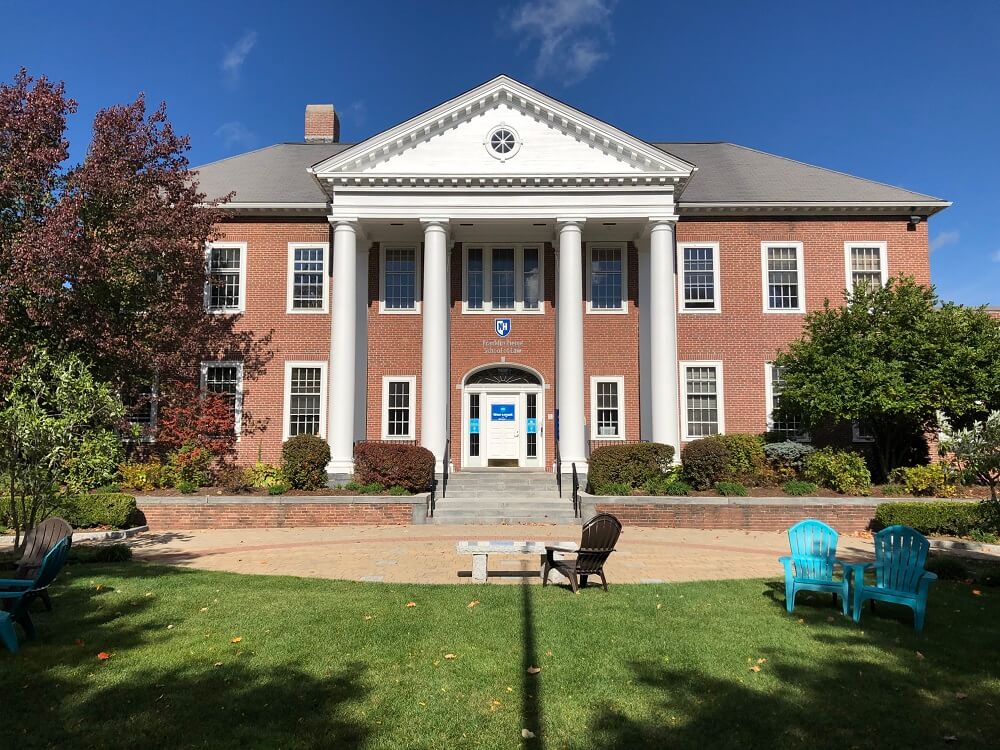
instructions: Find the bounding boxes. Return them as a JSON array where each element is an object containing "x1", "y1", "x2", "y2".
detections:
[{"x1": 571, "y1": 462, "x2": 581, "y2": 518}]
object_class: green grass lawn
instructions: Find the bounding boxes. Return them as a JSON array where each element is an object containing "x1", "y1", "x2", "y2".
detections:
[{"x1": 1, "y1": 563, "x2": 998, "y2": 750}]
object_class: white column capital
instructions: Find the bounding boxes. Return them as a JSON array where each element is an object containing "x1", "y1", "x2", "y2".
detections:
[
  {"x1": 556, "y1": 218, "x2": 587, "y2": 230},
  {"x1": 420, "y1": 218, "x2": 450, "y2": 233},
  {"x1": 329, "y1": 218, "x2": 366, "y2": 242},
  {"x1": 646, "y1": 217, "x2": 678, "y2": 235}
]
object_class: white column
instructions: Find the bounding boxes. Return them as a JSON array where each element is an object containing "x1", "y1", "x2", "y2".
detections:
[
  {"x1": 637, "y1": 239, "x2": 653, "y2": 441},
  {"x1": 420, "y1": 219, "x2": 450, "y2": 473},
  {"x1": 328, "y1": 220, "x2": 359, "y2": 476},
  {"x1": 648, "y1": 219, "x2": 680, "y2": 452},
  {"x1": 353, "y1": 243, "x2": 370, "y2": 443},
  {"x1": 556, "y1": 219, "x2": 587, "y2": 472}
]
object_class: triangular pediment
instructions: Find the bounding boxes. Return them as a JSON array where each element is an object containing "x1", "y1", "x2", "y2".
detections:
[{"x1": 310, "y1": 75, "x2": 694, "y2": 179}]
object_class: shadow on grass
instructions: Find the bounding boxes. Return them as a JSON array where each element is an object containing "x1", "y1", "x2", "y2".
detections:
[
  {"x1": 521, "y1": 581, "x2": 542, "y2": 749},
  {"x1": 1, "y1": 565, "x2": 370, "y2": 750}
]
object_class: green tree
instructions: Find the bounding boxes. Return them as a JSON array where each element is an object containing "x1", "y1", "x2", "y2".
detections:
[
  {"x1": 774, "y1": 276, "x2": 1000, "y2": 480},
  {"x1": 0, "y1": 349, "x2": 124, "y2": 550},
  {"x1": 940, "y1": 411, "x2": 1000, "y2": 506}
]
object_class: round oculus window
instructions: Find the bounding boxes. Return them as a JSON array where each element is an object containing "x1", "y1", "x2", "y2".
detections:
[{"x1": 485, "y1": 126, "x2": 520, "y2": 160}]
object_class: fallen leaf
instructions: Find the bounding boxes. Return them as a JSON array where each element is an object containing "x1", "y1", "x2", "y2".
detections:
[
  {"x1": 756, "y1": 658, "x2": 767, "y2": 664},
  {"x1": 916, "y1": 651, "x2": 925, "y2": 661},
  {"x1": 199, "y1": 607, "x2": 209, "y2": 612},
  {"x1": 95, "y1": 585, "x2": 104, "y2": 591},
  {"x1": 749, "y1": 665, "x2": 761, "y2": 673},
  {"x1": 796, "y1": 618, "x2": 805, "y2": 624},
  {"x1": 96, "y1": 652, "x2": 110, "y2": 661},
  {"x1": 213, "y1": 661, "x2": 223, "y2": 667},
  {"x1": 956, "y1": 692, "x2": 968, "y2": 700},
  {"x1": 406, "y1": 602, "x2": 417, "y2": 608},
  {"x1": 231, "y1": 636, "x2": 243, "y2": 644},
  {"x1": 167, "y1": 624, "x2": 174, "y2": 630},
  {"x1": 972, "y1": 589, "x2": 983, "y2": 596},
  {"x1": 527, "y1": 666, "x2": 541, "y2": 675},
  {"x1": 467, "y1": 599, "x2": 480, "y2": 608},
  {"x1": 545, "y1": 650, "x2": 553, "y2": 657},
  {"x1": 826, "y1": 616, "x2": 835, "y2": 622},
  {"x1": 444, "y1": 653, "x2": 457, "y2": 660},
  {"x1": 363, "y1": 615, "x2": 373, "y2": 621},
  {"x1": 944, "y1": 736, "x2": 958, "y2": 743},
  {"x1": 656, "y1": 603, "x2": 662, "y2": 610},
  {"x1": 507, "y1": 686, "x2": 513, "y2": 692},
  {"x1": 522, "y1": 729, "x2": 536, "y2": 739}
]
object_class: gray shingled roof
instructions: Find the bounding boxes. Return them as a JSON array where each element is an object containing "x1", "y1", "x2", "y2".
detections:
[
  {"x1": 194, "y1": 140, "x2": 946, "y2": 208},
  {"x1": 656, "y1": 142, "x2": 945, "y2": 205}
]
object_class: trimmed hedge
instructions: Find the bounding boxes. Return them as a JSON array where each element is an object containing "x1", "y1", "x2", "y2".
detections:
[
  {"x1": 282, "y1": 434, "x2": 332, "y2": 490},
  {"x1": 681, "y1": 438, "x2": 728, "y2": 490},
  {"x1": 59, "y1": 493, "x2": 138, "y2": 529},
  {"x1": 874, "y1": 501, "x2": 990, "y2": 537},
  {"x1": 803, "y1": 447, "x2": 871, "y2": 495},
  {"x1": 588, "y1": 443, "x2": 675, "y2": 495},
  {"x1": 353, "y1": 441, "x2": 434, "y2": 493}
]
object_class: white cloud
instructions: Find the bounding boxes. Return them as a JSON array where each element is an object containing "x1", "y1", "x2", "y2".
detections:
[
  {"x1": 214, "y1": 121, "x2": 257, "y2": 150},
  {"x1": 930, "y1": 229, "x2": 960, "y2": 253},
  {"x1": 508, "y1": 0, "x2": 615, "y2": 84},
  {"x1": 222, "y1": 31, "x2": 258, "y2": 82}
]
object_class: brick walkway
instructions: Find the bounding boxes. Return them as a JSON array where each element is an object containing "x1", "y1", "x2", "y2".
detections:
[{"x1": 127, "y1": 525, "x2": 878, "y2": 584}]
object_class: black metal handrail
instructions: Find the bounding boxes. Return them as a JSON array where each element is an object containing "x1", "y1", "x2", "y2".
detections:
[
  {"x1": 571, "y1": 462, "x2": 581, "y2": 518},
  {"x1": 555, "y1": 439, "x2": 562, "y2": 499},
  {"x1": 442, "y1": 437, "x2": 450, "y2": 500}
]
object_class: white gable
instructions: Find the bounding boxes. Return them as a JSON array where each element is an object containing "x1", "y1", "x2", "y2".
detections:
[{"x1": 311, "y1": 75, "x2": 694, "y2": 180}]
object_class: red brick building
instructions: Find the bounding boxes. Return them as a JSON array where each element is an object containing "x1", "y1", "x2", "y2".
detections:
[{"x1": 194, "y1": 76, "x2": 949, "y2": 479}]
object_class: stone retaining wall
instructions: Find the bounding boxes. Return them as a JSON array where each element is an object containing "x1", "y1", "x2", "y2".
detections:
[
  {"x1": 137, "y1": 495, "x2": 428, "y2": 529},
  {"x1": 584, "y1": 494, "x2": 885, "y2": 532}
]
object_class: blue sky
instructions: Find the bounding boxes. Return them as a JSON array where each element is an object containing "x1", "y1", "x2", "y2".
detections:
[{"x1": 4, "y1": 0, "x2": 998, "y2": 304}]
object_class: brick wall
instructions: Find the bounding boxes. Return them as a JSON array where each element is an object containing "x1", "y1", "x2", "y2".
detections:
[
  {"x1": 595, "y1": 502, "x2": 877, "y2": 532},
  {"x1": 138, "y1": 500, "x2": 415, "y2": 529}
]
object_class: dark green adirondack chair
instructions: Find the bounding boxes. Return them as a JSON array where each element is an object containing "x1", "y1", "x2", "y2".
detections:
[{"x1": 0, "y1": 536, "x2": 71, "y2": 654}]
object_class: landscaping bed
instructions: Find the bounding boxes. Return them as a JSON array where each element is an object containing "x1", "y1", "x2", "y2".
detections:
[{"x1": 0, "y1": 564, "x2": 998, "y2": 748}]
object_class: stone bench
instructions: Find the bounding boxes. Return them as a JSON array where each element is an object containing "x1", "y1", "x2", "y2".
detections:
[{"x1": 456, "y1": 540, "x2": 578, "y2": 583}]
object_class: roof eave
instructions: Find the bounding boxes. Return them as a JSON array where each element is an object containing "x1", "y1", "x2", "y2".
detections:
[{"x1": 677, "y1": 200, "x2": 951, "y2": 218}]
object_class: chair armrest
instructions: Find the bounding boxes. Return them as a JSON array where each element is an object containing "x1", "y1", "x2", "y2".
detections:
[
  {"x1": 0, "y1": 578, "x2": 34, "y2": 589},
  {"x1": 545, "y1": 546, "x2": 578, "y2": 553},
  {"x1": 921, "y1": 571, "x2": 938, "y2": 583},
  {"x1": 0, "y1": 590, "x2": 27, "y2": 599}
]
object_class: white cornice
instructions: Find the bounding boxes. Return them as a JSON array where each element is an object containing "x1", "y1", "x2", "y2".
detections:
[
  {"x1": 309, "y1": 75, "x2": 695, "y2": 179},
  {"x1": 678, "y1": 200, "x2": 951, "y2": 217}
]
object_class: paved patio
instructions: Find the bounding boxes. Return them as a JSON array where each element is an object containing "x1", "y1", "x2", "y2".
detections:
[{"x1": 126, "y1": 525, "x2": 879, "y2": 584}]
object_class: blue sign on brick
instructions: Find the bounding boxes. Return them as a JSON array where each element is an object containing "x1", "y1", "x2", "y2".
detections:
[
  {"x1": 526, "y1": 418, "x2": 538, "y2": 434},
  {"x1": 491, "y1": 404, "x2": 515, "y2": 421},
  {"x1": 469, "y1": 418, "x2": 480, "y2": 434}
]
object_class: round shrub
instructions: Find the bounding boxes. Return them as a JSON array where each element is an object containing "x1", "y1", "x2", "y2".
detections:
[
  {"x1": 716, "y1": 434, "x2": 766, "y2": 484},
  {"x1": 282, "y1": 434, "x2": 332, "y2": 490},
  {"x1": 216, "y1": 465, "x2": 252, "y2": 494},
  {"x1": 803, "y1": 447, "x2": 871, "y2": 495},
  {"x1": 353, "y1": 441, "x2": 434, "y2": 493},
  {"x1": 764, "y1": 441, "x2": 815, "y2": 472},
  {"x1": 681, "y1": 437, "x2": 729, "y2": 490},
  {"x1": 888, "y1": 464, "x2": 956, "y2": 498},
  {"x1": 714, "y1": 481, "x2": 747, "y2": 497},
  {"x1": 588, "y1": 443, "x2": 675, "y2": 495}
]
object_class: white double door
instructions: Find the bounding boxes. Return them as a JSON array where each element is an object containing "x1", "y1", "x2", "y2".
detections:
[{"x1": 464, "y1": 388, "x2": 543, "y2": 469}]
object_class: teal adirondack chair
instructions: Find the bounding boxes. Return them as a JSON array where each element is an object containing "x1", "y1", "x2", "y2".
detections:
[
  {"x1": 848, "y1": 525, "x2": 937, "y2": 632},
  {"x1": 0, "y1": 536, "x2": 71, "y2": 654},
  {"x1": 779, "y1": 519, "x2": 850, "y2": 616}
]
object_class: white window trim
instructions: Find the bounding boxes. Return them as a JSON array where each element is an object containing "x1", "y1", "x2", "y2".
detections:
[
  {"x1": 200, "y1": 360, "x2": 244, "y2": 437},
  {"x1": 586, "y1": 242, "x2": 629, "y2": 314},
  {"x1": 282, "y1": 361, "x2": 328, "y2": 441},
  {"x1": 381, "y1": 376, "x2": 416, "y2": 440},
  {"x1": 764, "y1": 363, "x2": 810, "y2": 442},
  {"x1": 677, "y1": 241, "x2": 722, "y2": 314},
  {"x1": 843, "y1": 241, "x2": 889, "y2": 293},
  {"x1": 461, "y1": 244, "x2": 545, "y2": 314},
  {"x1": 286, "y1": 242, "x2": 330, "y2": 314},
  {"x1": 852, "y1": 421, "x2": 876, "y2": 443},
  {"x1": 379, "y1": 244, "x2": 421, "y2": 314},
  {"x1": 204, "y1": 242, "x2": 248, "y2": 314},
  {"x1": 679, "y1": 360, "x2": 725, "y2": 440},
  {"x1": 760, "y1": 241, "x2": 805, "y2": 314},
  {"x1": 590, "y1": 376, "x2": 625, "y2": 440}
]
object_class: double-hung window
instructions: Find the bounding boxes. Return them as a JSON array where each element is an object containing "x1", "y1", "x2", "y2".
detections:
[
  {"x1": 125, "y1": 382, "x2": 157, "y2": 441},
  {"x1": 844, "y1": 241, "x2": 888, "y2": 292},
  {"x1": 287, "y1": 243, "x2": 328, "y2": 312},
  {"x1": 284, "y1": 362, "x2": 327, "y2": 439},
  {"x1": 588, "y1": 244, "x2": 626, "y2": 312},
  {"x1": 679, "y1": 242, "x2": 721, "y2": 312},
  {"x1": 382, "y1": 377, "x2": 415, "y2": 440},
  {"x1": 761, "y1": 242, "x2": 804, "y2": 313},
  {"x1": 590, "y1": 377, "x2": 624, "y2": 439},
  {"x1": 765, "y1": 363, "x2": 805, "y2": 439},
  {"x1": 462, "y1": 245, "x2": 543, "y2": 313},
  {"x1": 201, "y1": 361, "x2": 244, "y2": 436},
  {"x1": 205, "y1": 242, "x2": 247, "y2": 313},
  {"x1": 381, "y1": 246, "x2": 419, "y2": 312},
  {"x1": 681, "y1": 361, "x2": 724, "y2": 439}
]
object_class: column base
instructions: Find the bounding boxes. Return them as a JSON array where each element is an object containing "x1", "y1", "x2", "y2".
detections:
[
  {"x1": 326, "y1": 458, "x2": 354, "y2": 484},
  {"x1": 557, "y1": 459, "x2": 588, "y2": 475}
]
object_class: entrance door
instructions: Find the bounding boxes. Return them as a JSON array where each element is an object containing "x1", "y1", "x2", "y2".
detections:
[{"x1": 486, "y1": 395, "x2": 520, "y2": 466}]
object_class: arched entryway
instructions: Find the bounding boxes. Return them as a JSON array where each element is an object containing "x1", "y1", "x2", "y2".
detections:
[{"x1": 461, "y1": 365, "x2": 545, "y2": 469}]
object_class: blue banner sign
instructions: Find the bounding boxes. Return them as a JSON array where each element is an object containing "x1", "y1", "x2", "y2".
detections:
[
  {"x1": 491, "y1": 404, "x2": 515, "y2": 421},
  {"x1": 526, "y1": 417, "x2": 538, "y2": 434},
  {"x1": 469, "y1": 418, "x2": 480, "y2": 434}
]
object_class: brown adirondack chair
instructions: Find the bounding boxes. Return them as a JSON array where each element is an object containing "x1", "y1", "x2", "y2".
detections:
[
  {"x1": 542, "y1": 513, "x2": 622, "y2": 592},
  {"x1": 12, "y1": 518, "x2": 73, "y2": 612}
]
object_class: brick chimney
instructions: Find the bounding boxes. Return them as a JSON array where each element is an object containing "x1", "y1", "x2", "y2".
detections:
[{"x1": 305, "y1": 104, "x2": 340, "y2": 143}]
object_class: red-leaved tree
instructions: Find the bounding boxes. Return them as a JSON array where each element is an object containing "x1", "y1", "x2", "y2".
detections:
[{"x1": 155, "y1": 380, "x2": 238, "y2": 461}]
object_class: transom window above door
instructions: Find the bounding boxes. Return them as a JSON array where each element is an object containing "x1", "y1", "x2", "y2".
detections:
[{"x1": 463, "y1": 245, "x2": 543, "y2": 313}]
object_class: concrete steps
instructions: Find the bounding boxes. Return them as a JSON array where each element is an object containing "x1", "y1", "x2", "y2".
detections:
[{"x1": 431, "y1": 471, "x2": 578, "y2": 525}]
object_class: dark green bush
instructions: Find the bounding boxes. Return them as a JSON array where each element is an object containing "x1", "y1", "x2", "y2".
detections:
[
  {"x1": 681, "y1": 438, "x2": 729, "y2": 489},
  {"x1": 176, "y1": 480, "x2": 198, "y2": 494},
  {"x1": 282, "y1": 434, "x2": 332, "y2": 490},
  {"x1": 925, "y1": 555, "x2": 969, "y2": 581},
  {"x1": 268, "y1": 483, "x2": 289, "y2": 496},
  {"x1": 388, "y1": 485, "x2": 409, "y2": 496},
  {"x1": 58, "y1": 493, "x2": 137, "y2": 529},
  {"x1": 783, "y1": 480, "x2": 818, "y2": 497},
  {"x1": 353, "y1": 441, "x2": 434, "y2": 492},
  {"x1": 602, "y1": 481, "x2": 634, "y2": 496},
  {"x1": 664, "y1": 479, "x2": 692, "y2": 496},
  {"x1": 803, "y1": 448, "x2": 872, "y2": 494},
  {"x1": 874, "y1": 501, "x2": 991, "y2": 537},
  {"x1": 714, "y1": 481, "x2": 747, "y2": 497},
  {"x1": 588, "y1": 443, "x2": 676, "y2": 494}
]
